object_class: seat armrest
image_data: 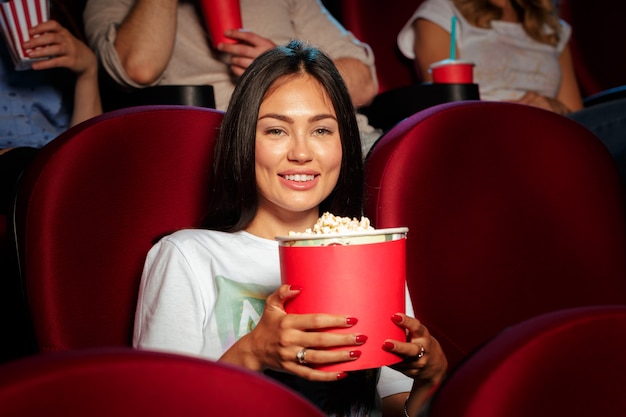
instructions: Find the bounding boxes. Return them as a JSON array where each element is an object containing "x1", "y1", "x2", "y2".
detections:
[{"x1": 359, "y1": 83, "x2": 480, "y2": 131}]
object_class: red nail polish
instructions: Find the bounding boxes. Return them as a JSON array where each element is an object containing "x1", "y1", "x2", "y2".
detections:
[
  {"x1": 289, "y1": 285, "x2": 302, "y2": 291},
  {"x1": 349, "y1": 350, "x2": 362, "y2": 359},
  {"x1": 391, "y1": 314, "x2": 403, "y2": 324},
  {"x1": 382, "y1": 341, "x2": 395, "y2": 351},
  {"x1": 355, "y1": 334, "x2": 368, "y2": 344},
  {"x1": 336, "y1": 372, "x2": 348, "y2": 380},
  {"x1": 346, "y1": 317, "x2": 358, "y2": 325}
]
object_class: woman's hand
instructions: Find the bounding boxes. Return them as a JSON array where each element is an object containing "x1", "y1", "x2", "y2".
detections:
[
  {"x1": 219, "y1": 284, "x2": 367, "y2": 382},
  {"x1": 383, "y1": 313, "x2": 448, "y2": 416},
  {"x1": 216, "y1": 29, "x2": 276, "y2": 76},
  {"x1": 509, "y1": 91, "x2": 572, "y2": 115},
  {"x1": 384, "y1": 313, "x2": 447, "y2": 383},
  {"x1": 23, "y1": 19, "x2": 101, "y2": 126},
  {"x1": 23, "y1": 20, "x2": 97, "y2": 77}
]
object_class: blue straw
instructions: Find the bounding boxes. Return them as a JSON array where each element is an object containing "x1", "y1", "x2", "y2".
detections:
[{"x1": 450, "y1": 15, "x2": 457, "y2": 60}]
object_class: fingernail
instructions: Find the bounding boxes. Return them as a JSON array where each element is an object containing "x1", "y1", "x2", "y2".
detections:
[
  {"x1": 391, "y1": 314, "x2": 403, "y2": 324},
  {"x1": 336, "y1": 372, "x2": 348, "y2": 380},
  {"x1": 349, "y1": 350, "x2": 362, "y2": 359},
  {"x1": 346, "y1": 317, "x2": 358, "y2": 326},
  {"x1": 289, "y1": 285, "x2": 302, "y2": 291},
  {"x1": 382, "y1": 341, "x2": 395, "y2": 351},
  {"x1": 355, "y1": 334, "x2": 368, "y2": 344}
]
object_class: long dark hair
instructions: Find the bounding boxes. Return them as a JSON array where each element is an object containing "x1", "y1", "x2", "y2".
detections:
[{"x1": 204, "y1": 39, "x2": 364, "y2": 232}]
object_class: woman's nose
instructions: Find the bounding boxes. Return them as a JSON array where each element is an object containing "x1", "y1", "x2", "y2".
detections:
[{"x1": 287, "y1": 135, "x2": 313, "y2": 162}]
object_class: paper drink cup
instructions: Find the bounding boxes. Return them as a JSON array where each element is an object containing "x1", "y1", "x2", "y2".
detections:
[
  {"x1": 277, "y1": 227, "x2": 408, "y2": 372},
  {"x1": 199, "y1": 0, "x2": 242, "y2": 47},
  {"x1": 0, "y1": 0, "x2": 50, "y2": 70},
  {"x1": 429, "y1": 59, "x2": 474, "y2": 84}
]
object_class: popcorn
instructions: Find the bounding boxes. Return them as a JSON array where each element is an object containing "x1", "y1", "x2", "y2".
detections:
[
  {"x1": 0, "y1": 0, "x2": 50, "y2": 70},
  {"x1": 289, "y1": 212, "x2": 374, "y2": 236}
]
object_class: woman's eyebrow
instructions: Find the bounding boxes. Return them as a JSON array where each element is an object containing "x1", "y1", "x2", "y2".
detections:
[
  {"x1": 258, "y1": 113, "x2": 293, "y2": 123},
  {"x1": 257, "y1": 113, "x2": 338, "y2": 123},
  {"x1": 310, "y1": 114, "x2": 338, "y2": 122}
]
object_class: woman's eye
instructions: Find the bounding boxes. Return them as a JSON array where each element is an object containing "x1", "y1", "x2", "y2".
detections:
[
  {"x1": 313, "y1": 128, "x2": 333, "y2": 136},
  {"x1": 265, "y1": 128, "x2": 285, "y2": 136}
]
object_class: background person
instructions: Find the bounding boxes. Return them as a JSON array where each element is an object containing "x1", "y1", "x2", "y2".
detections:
[
  {"x1": 397, "y1": 0, "x2": 583, "y2": 115},
  {"x1": 83, "y1": 0, "x2": 381, "y2": 155},
  {"x1": 396, "y1": 0, "x2": 626, "y2": 189},
  {"x1": 1, "y1": 17, "x2": 102, "y2": 214}
]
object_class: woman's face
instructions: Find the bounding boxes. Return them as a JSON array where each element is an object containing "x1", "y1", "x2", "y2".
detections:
[{"x1": 254, "y1": 74, "x2": 342, "y2": 221}]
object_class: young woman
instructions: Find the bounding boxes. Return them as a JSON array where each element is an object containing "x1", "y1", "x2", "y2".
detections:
[
  {"x1": 133, "y1": 40, "x2": 447, "y2": 417},
  {"x1": 397, "y1": 0, "x2": 584, "y2": 115}
]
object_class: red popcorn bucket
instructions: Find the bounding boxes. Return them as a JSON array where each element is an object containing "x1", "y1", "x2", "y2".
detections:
[
  {"x1": 429, "y1": 59, "x2": 475, "y2": 84},
  {"x1": 277, "y1": 227, "x2": 408, "y2": 372},
  {"x1": 199, "y1": 0, "x2": 242, "y2": 47},
  {"x1": 0, "y1": 0, "x2": 49, "y2": 70}
]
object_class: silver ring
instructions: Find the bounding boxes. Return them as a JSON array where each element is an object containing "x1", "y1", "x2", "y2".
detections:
[
  {"x1": 296, "y1": 348, "x2": 308, "y2": 365},
  {"x1": 416, "y1": 345, "x2": 426, "y2": 360}
]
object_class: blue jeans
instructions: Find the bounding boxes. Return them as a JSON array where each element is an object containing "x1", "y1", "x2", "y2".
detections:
[{"x1": 569, "y1": 98, "x2": 626, "y2": 188}]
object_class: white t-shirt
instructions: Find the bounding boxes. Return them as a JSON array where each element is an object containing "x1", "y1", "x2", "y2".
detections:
[
  {"x1": 134, "y1": 229, "x2": 413, "y2": 414},
  {"x1": 397, "y1": 0, "x2": 571, "y2": 101}
]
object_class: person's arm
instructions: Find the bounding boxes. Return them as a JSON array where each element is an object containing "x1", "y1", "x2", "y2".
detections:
[
  {"x1": 24, "y1": 20, "x2": 102, "y2": 126},
  {"x1": 334, "y1": 57, "x2": 378, "y2": 108},
  {"x1": 134, "y1": 238, "x2": 208, "y2": 354},
  {"x1": 556, "y1": 44, "x2": 584, "y2": 113},
  {"x1": 70, "y1": 60, "x2": 102, "y2": 126},
  {"x1": 218, "y1": 29, "x2": 376, "y2": 109},
  {"x1": 412, "y1": 18, "x2": 453, "y2": 82},
  {"x1": 113, "y1": 0, "x2": 178, "y2": 85}
]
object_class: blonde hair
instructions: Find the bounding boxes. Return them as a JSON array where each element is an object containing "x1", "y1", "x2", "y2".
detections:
[{"x1": 452, "y1": 0, "x2": 561, "y2": 46}]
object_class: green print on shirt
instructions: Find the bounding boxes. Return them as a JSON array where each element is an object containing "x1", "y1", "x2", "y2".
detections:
[{"x1": 214, "y1": 275, "x2": 275, "y2": 350}]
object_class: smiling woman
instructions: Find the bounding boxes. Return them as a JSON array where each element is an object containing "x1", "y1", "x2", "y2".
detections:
[
  {"x1": 132, "y1": 40, "x2": 447, "y2": 417},
  {"x1": 205, "y1": 41, "x2": 364, "y2": 234}
]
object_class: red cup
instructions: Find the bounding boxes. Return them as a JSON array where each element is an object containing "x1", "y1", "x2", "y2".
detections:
[
  {"x1": 199, "y1": 0, "x2": 242, "y2": 47},
  {"x1": 0, "y1": 0, "x2": 50, "y2": 70},
  {"x1": 277, "y1": 228, "x2": 408, "y2": 372},
  {"x1": 429, "y1": 59, "x2": 474, "y2": 84}
]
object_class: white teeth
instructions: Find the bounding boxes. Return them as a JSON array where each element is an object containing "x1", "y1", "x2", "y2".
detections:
[{"x1": 284, "y1": 174, "x2": 315, "y2": 182}]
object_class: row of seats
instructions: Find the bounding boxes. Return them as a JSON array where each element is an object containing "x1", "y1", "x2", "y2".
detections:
[
  {"x1": 9, "y1": 102, "x2": 625, "y2": 360},
  {"x1": 0, "y1": 306, "x2": 626, "y2": 417},
  {"x1": 0, "y1": 347, "x2": 327, "y2": 417},
  {"x1": 1, "y1": 305, "x2": 625, "y2": 417},
  {"x1": 424, "y1": 304, "x2": 626, "y2": 417},
  {"x1": 1, "y1": 101, "x2": 625, "y2": 394}
]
